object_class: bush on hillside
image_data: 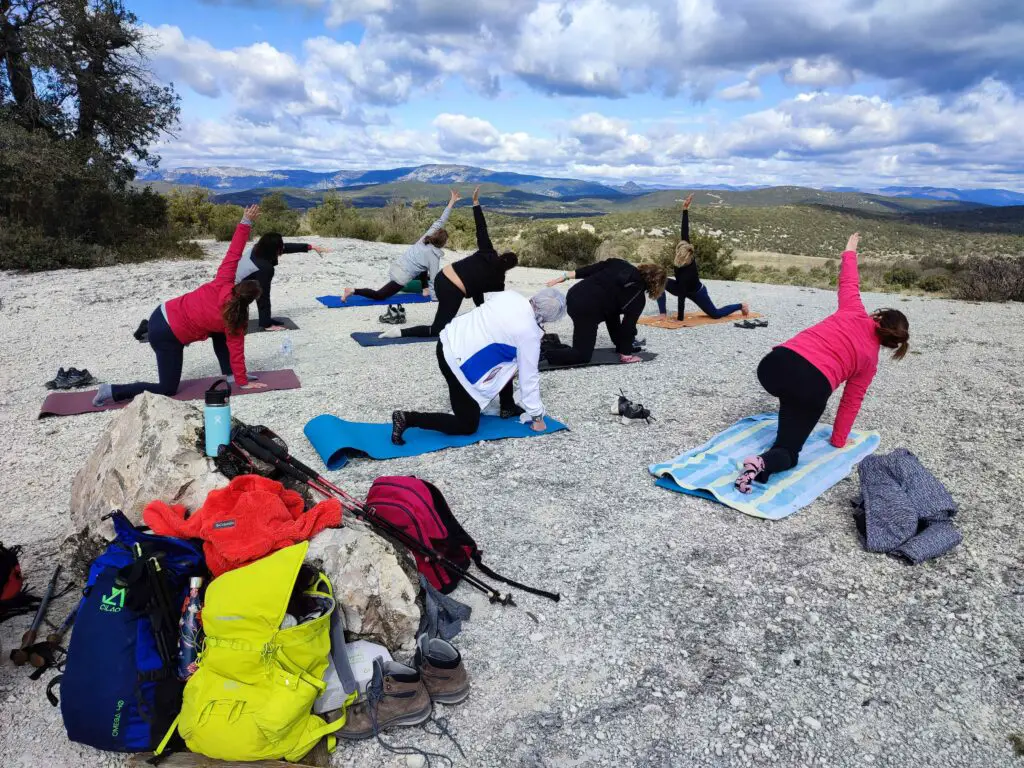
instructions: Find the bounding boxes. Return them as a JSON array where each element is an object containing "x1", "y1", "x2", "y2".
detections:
[
  {"x1": 884, "y1": 266, "x2": 919, "y2": 288},
  {"x1": 379, "y1": 198, "x2": 422, "y2": 245},
  {"x1": 167, "y1": 188, "x2": 215, "y2": 237},
  {"x1": 253, "y1": 193, "x2": 300, "y2": 237},
  {"x1": 211, "y1": 204, "x2": 246, "y2": 241},
  {"x1": 532, "y1": 230, "x2": 603, "y2": 269},
  {"x1": 917, "y1": 274, "x2": 951, "y2": 293},
  {"x1": 307, "y1": 194, "x2": 383, "y2": 240},
  {"x1": 951, "y1": 257, "x2": 1024, "y2": 302},
  {"x1": 657, "y1": 231, "x2": 739, "y2": 280}
]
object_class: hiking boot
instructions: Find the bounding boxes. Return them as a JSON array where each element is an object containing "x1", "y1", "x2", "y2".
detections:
[
  {"x1": 338, "y1": 658, "x2": 432, "y2": 740},
  {"x1": 379, "y1": 305, "x2": 406, "y2": 325},
  {"x1": 414, "y1": 634, "x2": 470, "y2": 705},
  {"x1": 66, "y1": 368, "x2": 96, "y2": 388},
  {"x1": 45, "y1": 367, "x2": 68, "y2": 390},
  {"x1": 631, "y1": 336, "x2": 646, "y2": 353},
  {"x1": 612, "y1": 390, "x2": 654, "y2": 425}
]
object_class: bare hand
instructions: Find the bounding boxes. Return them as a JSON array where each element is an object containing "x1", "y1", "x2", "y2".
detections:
[
  {"x1": 846, "y1": 233, "x2": 860, "y2": 252},
  {"x1": 311, "y1": 246, "x2": 329, "y2": 256},
  {"x1": 449, "y1": 188, "x2": 462, "y2": 205},
  {"x1": 241, "y1": 381, "x2": 269, "y2": 389},
  {"x1": 243, "y1": 204, "x2": 260, "y2": 222},
  {"x1": 472, "y1": 185, "x2": 481, "y2": 205},
  {"x1": 530, "y1": 418, "x2": 546, "y2": 432},
  {"x1": 619, "y1": 354, "x2": 642, "y2": 364},
  {"x1": 683, "y1": 193, "x2": 694, "y2": 210},
  {"x1": 546, "y1": 276, "x2": 565, "y2": 287}
]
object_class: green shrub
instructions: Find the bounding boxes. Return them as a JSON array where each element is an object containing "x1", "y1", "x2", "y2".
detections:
[
  {"x1": 884, "y1": 267, "x2": 919, "y2": 288},
  {"x1": 210, "y1": 204, "x2": 246, "y2": 241},
  {"x1": 537, "y1": 230, "x2": 603, "y2": 269},
  {"x1": 253, "y1": 192, "x2": 300, "y2": 237},
  {"x1": 951, "y1": 257, "x2": 1024, "y2": 302},
  {"x1": 167, "y1": 188, "x2": 215, "y2": 237},
  {"x1": 917, "y1": 274, "x2": 951, "y2": 293},
  {"x1": 658, "y1": 231, "x2": 739, "y2": 280},
  {"x1": 379, "y1": 198, "x2": 421, "y2": 245}
]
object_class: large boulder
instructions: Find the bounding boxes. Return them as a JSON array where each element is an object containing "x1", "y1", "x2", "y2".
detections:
[
  {"x1": 66, "y1": 393, "x2": 227, "y2": 551},
  {"x1": 308, "y1": 524, "x2": 421, "y2": 652}
]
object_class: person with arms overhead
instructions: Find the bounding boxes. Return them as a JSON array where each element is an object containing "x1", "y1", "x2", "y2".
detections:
[
  {"x1": 544, "y1": 259, "x2": 667, "y2": 366},
  {"x1": 382, "y1": 185, "x2": 518, "y2": 339},
  {"x1": 390, "y1": 288, "x2": 567, "y2": 442},
  {"x1": 93, "y1": 205, "x2": 269, "y2": 405},
  {"x1": 342, "y1": 189, "x2": 461, "y2": 303},
  {"x1": 734, "y1": 233, "x2": 910, "y2": 493},
  {"x1": 657, "y1": 194, "x2": 748, "y2": 322}
]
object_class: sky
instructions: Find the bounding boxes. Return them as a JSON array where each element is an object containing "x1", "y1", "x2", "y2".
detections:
[{"x1": 134, "y1": 0, "x2": 1024, "y2": 190}]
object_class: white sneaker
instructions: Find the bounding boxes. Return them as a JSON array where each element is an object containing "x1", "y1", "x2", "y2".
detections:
[{"x1": 380, "y1": 327, "x2": 402, "y2": 339}]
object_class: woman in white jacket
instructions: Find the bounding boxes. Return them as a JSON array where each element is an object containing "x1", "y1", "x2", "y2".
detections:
[
  {"x1": 342, "y1": 189, "x2": 460, "y2": 301},
  {"x1": 391, "y1": 288, "x2": 566, "y2": 442}
]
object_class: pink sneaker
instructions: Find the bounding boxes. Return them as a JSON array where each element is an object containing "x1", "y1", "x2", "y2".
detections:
[{"x1": 734, "y1": 455, "x2": 766, "y2": 494}]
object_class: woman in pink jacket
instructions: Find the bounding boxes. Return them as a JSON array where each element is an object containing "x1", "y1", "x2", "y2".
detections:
[
  {"x1": 94, "y1": 205, "x2": 268, "y2": 405},
  {"x1": 735, "y1": 233, "x2": 909, "y2": 493}
]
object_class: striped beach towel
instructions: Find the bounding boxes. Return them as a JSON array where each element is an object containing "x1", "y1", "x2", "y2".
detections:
[{"x1": 649, "y1": 413, "x2": 880, "y2": 520}]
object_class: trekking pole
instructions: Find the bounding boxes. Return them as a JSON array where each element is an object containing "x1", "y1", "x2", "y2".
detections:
[
  {"x1": 28, "y1": 605, "x2": 78, "y2": 668},
  {"x1": 10, "y1": 564, "x2": 61, "y2": 666},
  {"x1": 232, "y1": 434, "x2": 515, "y2": 605}
]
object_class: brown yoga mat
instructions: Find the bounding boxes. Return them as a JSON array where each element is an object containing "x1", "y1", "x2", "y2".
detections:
[
  {"x1": 638, "y1": 311, "x2": 763, "y2": 330},
  {"x1": 39, "y1": 369, "x2": 301, "y2": 419},
  {"x1": 136, "y1": 317, "x2": 298, "y2": 342}
]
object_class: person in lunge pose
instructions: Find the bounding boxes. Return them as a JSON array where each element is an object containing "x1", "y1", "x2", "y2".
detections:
[
  {"x1": 734, "y1": 233, "x2": 909, "y2": 493},
  {"x1": 544, "y1": 259, "x2": 667, "y2": 365},
  {"x1": 382, "y1": 185, "x2": 517, "y2": 339},
  {"x1": 390, "y1": 288, "x2": 567, "y2": 442},
  {"x1": 342, "y1": 189, "x2": 461, "y2": 302},
  {"x1": 235, "y1": 233, "x2": 328, "y2": 331},
  {"x1": 93, "y1": 206, "x2": 268, "y2": 405},
  {"x1": 657, "y1": 194, "x2": 748, "y2": 321}
]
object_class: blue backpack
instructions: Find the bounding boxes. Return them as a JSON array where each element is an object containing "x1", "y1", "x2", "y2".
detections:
[{"x1": 52, "y1": 511, "x2": 205, "y2": 752}]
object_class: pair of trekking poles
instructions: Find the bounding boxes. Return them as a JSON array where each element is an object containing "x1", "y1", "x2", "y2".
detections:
[{"x1": 226, "y1": 426, "x2": 523, "y2": 606}]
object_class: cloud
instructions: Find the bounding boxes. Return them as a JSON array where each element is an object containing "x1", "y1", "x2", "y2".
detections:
[
  {"x1": 717, "y1": 81, "x2": 762, "y2": 101},
  {"x1": 433, "y1": 114, "x2": 502, "y2": 153},
  {"x1": 783, "y1": 57, "x2": 854, "y2": 88}
]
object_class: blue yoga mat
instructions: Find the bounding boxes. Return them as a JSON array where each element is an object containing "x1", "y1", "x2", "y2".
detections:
[
  {"x1": 351, "y1": 331, "x2": 437, "y2": 347},
  {"x1": 317, "y1": 294, "x2": 433, "y2": 308},
  {"x1": 305, "y1": 413, "x2": 569, "y2": 470},
  {"x1": 649, "y1": 412, "x2": 880, "y2": 521}
]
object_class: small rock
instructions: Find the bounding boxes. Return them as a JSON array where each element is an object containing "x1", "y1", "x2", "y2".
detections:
[
  {"x1": 529, "y1": 632, "x2": 545, "y2": 643},
  {"x1": 802, "y1": 716, "x2": 822, "y2": 731},
  {"x1": 406, "y1": 756, "x2": 426, "y2": 768}
]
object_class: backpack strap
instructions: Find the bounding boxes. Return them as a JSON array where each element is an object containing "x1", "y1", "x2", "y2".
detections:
[
  {"x1": 471, "y1": 553, "x2": 561, "y2": 602},
  {"x1": 152, "y1": 714, "x2": 180, "y2": 759},
  {"x1": 285, "y1": 690, "x2": 359, "y2": 763}
]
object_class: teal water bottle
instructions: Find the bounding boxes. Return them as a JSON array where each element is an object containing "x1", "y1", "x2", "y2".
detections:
[{"x1": 204, "y1": 379, "x2": 231, "y2": 457}]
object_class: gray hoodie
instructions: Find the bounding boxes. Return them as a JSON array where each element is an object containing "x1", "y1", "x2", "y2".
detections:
[{"x1": 388, "y1": 207, "x2": 453, "y2": 297}]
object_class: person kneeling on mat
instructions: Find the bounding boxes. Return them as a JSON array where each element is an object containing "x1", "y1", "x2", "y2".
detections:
[
  {"x1": 342, "y1": 189, "x2": 460, "y2": 303},
  {"x1": 93, "y1": 206, "x2": 269, "y2": 406},
  {"x1": 391, "y1": 288, "x2": 567, "y2": 443},
  {"x1": 658, "y1": 194, "x2": 748, "y2": 322},
  {"x1": 236, "y1": 232, "x2": 328, "y2": 331},
  {"x1": 734, "y1": 233, "x2": 909, "y2": 493},
  {"x1": 382, "y1": 185, "x2": 517, "y2": 339},
  {"x1": 545, "y1": 259, "x2": 667, "y2": 365}
]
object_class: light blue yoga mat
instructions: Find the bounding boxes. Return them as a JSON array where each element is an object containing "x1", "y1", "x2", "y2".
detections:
[
  {"x1": 317, "y1": 294, "x2": 433, "y2": 308},
  {"x1": 305, "y1": 413, "x2": 569, "y2": 470},
  {"x1": 649, "y1": 412, "x2": 880, "y2": 521},
  {"x1": 351, "y1": 331, "x2": 437, "y2": 347}
]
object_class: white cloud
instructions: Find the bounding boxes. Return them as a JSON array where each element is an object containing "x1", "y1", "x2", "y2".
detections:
[
  {"x1": 784, "y1": 57, "x2": 854, "y2": 88},
  {"x1": 717, "y1": 81, "x2": 762, "y2": 101}
]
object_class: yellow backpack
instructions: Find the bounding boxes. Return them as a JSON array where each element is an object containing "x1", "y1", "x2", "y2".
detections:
[{"x1": 155, "y1": 542, "x2": 356, "y2": 762}]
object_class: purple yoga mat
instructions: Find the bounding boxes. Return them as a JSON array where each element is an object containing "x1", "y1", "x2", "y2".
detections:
[{"x1": 38, "y1": 369, "x2": 301, "y2": 419}]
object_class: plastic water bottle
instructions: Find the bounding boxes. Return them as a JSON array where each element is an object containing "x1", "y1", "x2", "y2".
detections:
[
  {"x1": 176, "y1": 577, "x2": 204, "y2": 681},
  {"x1": 203, "y1": 379, "x2": 231, "y2": 458},
  {"x1": 280, "y1": 335, "x2": 294, "y2": 360}
]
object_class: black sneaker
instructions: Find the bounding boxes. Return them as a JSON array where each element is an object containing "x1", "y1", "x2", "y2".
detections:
[
  {"x1": 500, "y1": 404, "x2": 526, "y2": 420},
  {"x1": 133, "y1": 319, "x2": 149, "y2": 341},
  {"x1": 66, "y1": 369, "x2": 96, "y2": 388},
  {"x1": 631, "y1": 337, "x2": 646, "y2": 353},
  {"x1": 379, "y1": 305, "x2": 407, "y2": 325},
  {"x1": 612, "y1": 390, "x2": 654, "y2": 425},
  {"x1": 45, "y1": 367, "x2": 68, "y2": 390}
]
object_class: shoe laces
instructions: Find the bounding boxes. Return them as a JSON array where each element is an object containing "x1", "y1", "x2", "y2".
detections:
[
  {"x1": 617, "y1": 390, "x2": 654, "y2": 423},
  {"x1": 364, "y1": 673, "x2": 458, "y2": 767}
]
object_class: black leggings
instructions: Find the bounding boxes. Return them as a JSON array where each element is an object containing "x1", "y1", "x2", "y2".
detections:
[
  {"x1": 405, "y1": 342, "x2": 515, "y2": 435},
  {"x1": 354, "y1": 281, "x2": 403, "y2": 301},
  {"x1": 402, "y1": 271, "x2": 464, "y2": 337},
  {"x1": 543, "y1": 291, "x2": 615, "y2": 366},
  {"x1": 112, "y1": 307, "x2": 185, "y2": 402},
  {"x1": 757, "y1": 347, "x2": 833, "y2": 478}
]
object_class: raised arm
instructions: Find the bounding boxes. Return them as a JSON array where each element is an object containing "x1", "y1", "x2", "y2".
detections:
[
  {"x1": 421, "y1": 188, "x2": 460, "y2": 242},
  {"x1": 282, "y1": 242, "x2": 312, "y2": 255},
  {"x1": 214, "y1": 205, "x2": 259, "y2": 285},
  {"x1": 831, "y1": 361, "x2": 877, "y2": 448},
  {"x1": 837, "y1": 233, "x2": 866, "y2": 313},
  {"x1": 681, "y1": 193, "x2": 693, "y2": 243}
]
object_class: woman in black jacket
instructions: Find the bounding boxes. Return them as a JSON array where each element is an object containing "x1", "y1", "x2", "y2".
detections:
[
  {"x1": 544, "y1": 258, "x2": 666, "y2": 365},
  {"x1": 383, "y1": 186, "x2": 517, "y2": 339},
  {"x1": 235, "y1": 233, "x2": 328, "y2": 330},
  {"x1": 657, "y1": 194, "x2": 748, "y2": 321}
]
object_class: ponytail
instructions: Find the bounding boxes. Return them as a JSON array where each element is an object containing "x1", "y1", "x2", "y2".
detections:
[
  {"x1": 222, "y1": 280, "x2": 262, "y2": 335},
  {"x1": 873, "y1": 308, "x2": 910, "y2": 361}
]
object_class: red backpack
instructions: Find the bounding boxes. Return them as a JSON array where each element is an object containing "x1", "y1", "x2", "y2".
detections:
[{"x1": 366, "y1": 477, "x2": 559, "y2": 602}]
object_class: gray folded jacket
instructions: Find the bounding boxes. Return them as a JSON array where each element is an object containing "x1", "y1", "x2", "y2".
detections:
[{"x1": 853, "y1": 448, "x2": 961, "y2": 564}]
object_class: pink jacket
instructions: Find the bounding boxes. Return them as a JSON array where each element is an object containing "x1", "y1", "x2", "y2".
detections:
[
  {"x1": 164, "y1": 220, "x2": 251, "y2": 385},
  {"x1": 781, "y1": 250, "x2": 879, "y2": 447}
]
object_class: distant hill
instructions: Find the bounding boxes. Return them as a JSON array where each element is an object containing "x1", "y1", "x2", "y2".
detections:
[{"x1": 878, "y1": 186, "x2": 1024, "y2": 207}]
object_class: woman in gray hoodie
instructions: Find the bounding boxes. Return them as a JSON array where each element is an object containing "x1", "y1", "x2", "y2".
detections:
[{"x1": 342, "y1": 189, "x2": 460, "y2": 302}]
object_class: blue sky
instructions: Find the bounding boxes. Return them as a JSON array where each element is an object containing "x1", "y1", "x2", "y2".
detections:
[{"x1": 137, "y1": 0, "x2": 1024, "y2": 189}]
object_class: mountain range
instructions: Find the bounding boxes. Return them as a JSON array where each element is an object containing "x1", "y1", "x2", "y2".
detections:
[{"x1": 136, "y1": 164, "x2": 1024, "y2": 208}]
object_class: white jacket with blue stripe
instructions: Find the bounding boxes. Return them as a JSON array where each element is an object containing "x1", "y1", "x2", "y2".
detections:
[{"x1": 440, "y1": 291, "x2": 545, "y2": 418}]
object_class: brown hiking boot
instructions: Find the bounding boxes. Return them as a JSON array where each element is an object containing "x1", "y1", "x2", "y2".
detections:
[
  {"x1": 338, "y1": 658, "x2": 432, "y2": 740},
  {"x1": 415, "y1": 633, "x2": 470, "y2": 705}
]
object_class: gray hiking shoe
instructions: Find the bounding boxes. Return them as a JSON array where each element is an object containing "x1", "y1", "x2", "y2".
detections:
[{"x1": 338, "y1": 658, "x2": 432, "y2": 740}]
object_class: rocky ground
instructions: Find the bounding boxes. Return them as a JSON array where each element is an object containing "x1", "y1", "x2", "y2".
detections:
[{"x1": 0, "y1": 237, "x2": 1021, "y2": 767}]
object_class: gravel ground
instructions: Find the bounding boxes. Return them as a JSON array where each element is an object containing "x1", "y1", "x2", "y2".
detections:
[{"x1": 0, "y1": 238, "x2": 1022, "y2": 768}]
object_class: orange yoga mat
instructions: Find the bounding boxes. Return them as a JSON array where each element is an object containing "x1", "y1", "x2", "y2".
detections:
[{"x1": 638, "y1": 311, "x2": 762, "y2": 330}]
